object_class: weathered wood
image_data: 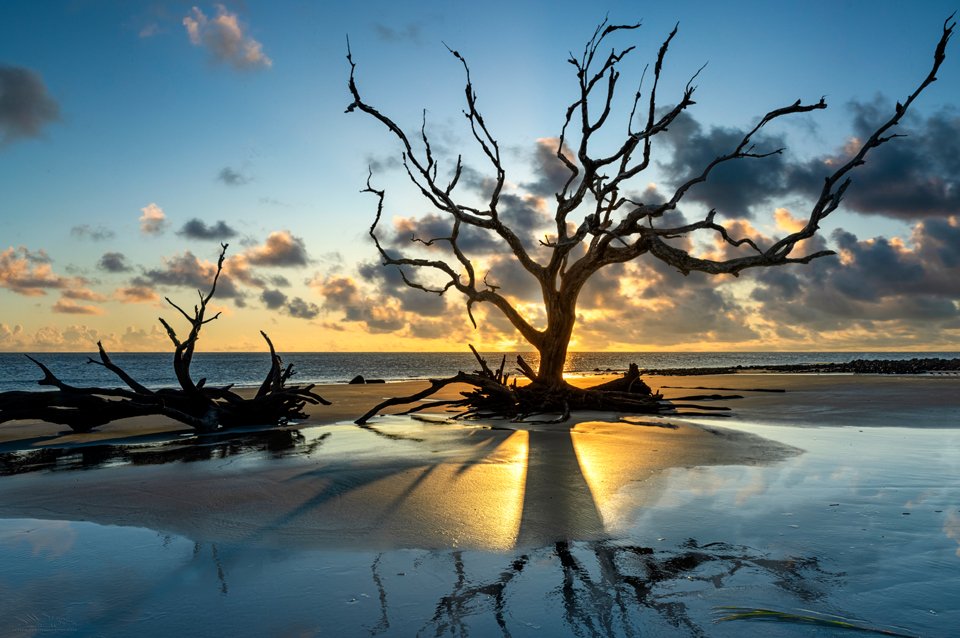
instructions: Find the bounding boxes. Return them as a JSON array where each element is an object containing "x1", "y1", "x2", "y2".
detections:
[
  {"x1": 355, "y1": 347, "x2": 686, "y2": 424},
  {"x1": 0, "y1": 244, "x2": 329, "y2": 433},
  {"x1": 585, "y1": 363, "x2": 651, "y2": 395}
]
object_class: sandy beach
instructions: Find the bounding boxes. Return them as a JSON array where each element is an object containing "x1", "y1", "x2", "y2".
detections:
[{"x1": 1, "y1": 372, "x2": 958, "y2": 636}]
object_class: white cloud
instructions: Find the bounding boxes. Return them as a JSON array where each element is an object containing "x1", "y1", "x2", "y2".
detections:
[
  {"x1": 139, "y1": 203, "x2": 168, "y2": 235},
  {"x1": 183, "y1": 5, "x2": 272, "y2": 70}
]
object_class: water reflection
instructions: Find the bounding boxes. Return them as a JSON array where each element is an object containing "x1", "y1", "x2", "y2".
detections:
[
  {"x1": 0, "y1": 420, "x2": 957, "y2": 636},
  {"x1": 0, "y1": 428, "x2": 328, "y2": 476},
  {"x1": 0, "y1": 518, "x2": 845, "y2": 637},
  {"x1": 0, "y1": 418, "x2": 800, "y2": 552}
]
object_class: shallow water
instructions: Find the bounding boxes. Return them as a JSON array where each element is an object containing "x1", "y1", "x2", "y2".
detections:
[{"x1": 0, "y1": 421, "x2": 957, "y2": 636}]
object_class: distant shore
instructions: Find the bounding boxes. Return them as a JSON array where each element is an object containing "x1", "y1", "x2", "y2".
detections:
[
  {"x1": 632, "y1": 356, "x2": 960, "y2": 376},
  {"x1": 3, "y1": 351, "x2": 959, "y2": 393}
]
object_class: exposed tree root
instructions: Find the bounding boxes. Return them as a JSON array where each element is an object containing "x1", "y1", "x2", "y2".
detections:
[{"x1": 355, "y1": 347, "x2": 730, "y2": 425}]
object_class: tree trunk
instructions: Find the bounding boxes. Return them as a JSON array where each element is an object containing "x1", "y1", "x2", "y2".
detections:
[{"x1": 535, "y1": 290, "x2": 577, "y2": 389}]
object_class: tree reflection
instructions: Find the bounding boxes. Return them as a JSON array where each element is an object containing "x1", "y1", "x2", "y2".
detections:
[
  {"x1": 414, "y1": 538, "x2": 837, "y2": 637},
  {"x1": 0, "y1": 428, "x2": 329, "y2": 476}
]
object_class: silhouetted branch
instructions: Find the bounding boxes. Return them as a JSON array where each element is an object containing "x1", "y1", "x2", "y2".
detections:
[
  {"x1": 347, "y1": 16, "x2": 953, "y2": 398},
  {"x1": 1, "y1": 245, "x2": 329, "y2": 433}
]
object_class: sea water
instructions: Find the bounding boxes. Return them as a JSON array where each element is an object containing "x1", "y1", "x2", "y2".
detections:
[{"x1": 1, "y1": 350, "x2": 957, "y2": 392}]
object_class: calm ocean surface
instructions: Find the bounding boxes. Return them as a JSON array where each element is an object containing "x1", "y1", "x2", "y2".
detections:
[{"x1": 1, "y1": 351, "x2": 957, "y2": 393}]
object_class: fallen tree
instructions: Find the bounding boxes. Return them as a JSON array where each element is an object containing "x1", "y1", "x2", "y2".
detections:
[
  {"x1": 0, "y1": 244, "x2": 329, "y2": 433},
  {"x1": 355, "y1": 347, "x2": 731, "y2": 425}
]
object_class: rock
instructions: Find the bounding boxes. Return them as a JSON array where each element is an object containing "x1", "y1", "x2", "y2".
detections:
[{"x1": 348, "y1": 375, "x2": 365, "y2": 385}]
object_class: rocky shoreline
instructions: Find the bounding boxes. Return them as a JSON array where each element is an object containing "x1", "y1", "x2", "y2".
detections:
[{"x1": 633, "y1": 357, "x2": 960, "y2": 376}]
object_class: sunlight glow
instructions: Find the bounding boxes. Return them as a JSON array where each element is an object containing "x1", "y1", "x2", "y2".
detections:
[{"x1": 323, "y1": 429, "x2": 530, "y2": 550}]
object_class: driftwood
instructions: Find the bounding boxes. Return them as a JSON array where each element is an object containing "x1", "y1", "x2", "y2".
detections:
[
  {"x1": 0, "y1": 244, "x2": 329, "y2": 434},
  {"x1": 355, "y1": 346, "x2": 729, "y2": 425}
]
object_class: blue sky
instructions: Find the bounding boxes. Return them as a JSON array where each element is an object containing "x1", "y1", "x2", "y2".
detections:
[{"x1": 1, "y1": 1, "x2": 958, "y2": 352}]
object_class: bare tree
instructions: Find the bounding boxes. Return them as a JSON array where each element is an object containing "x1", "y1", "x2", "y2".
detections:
[{"x1": 347, "y1": 17, "x2": 953, "y2": 418}]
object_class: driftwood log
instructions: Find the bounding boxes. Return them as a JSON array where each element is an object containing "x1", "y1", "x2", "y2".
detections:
[
  {"x1": 0, "y1": 244, "x2": 328, "y2": 433},
  {"x1": 355, "y1": 347, "x2": 728, "y2": 425}
]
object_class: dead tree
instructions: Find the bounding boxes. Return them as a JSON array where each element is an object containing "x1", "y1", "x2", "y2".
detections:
[
  {"x1": 346, "y1": 17, "x2": 953, "y2": 420},
  {"x1": 0, "y1": 244, "x2": 329, "y2": 433}
]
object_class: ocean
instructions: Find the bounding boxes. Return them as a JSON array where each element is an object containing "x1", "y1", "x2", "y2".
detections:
[{"x1": 1, "y1": 350, "x2": 957, "y2": 393}]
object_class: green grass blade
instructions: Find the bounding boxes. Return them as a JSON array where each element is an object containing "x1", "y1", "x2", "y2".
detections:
[{"x1": 712, "y1": 607, "x2": 918, "y2": 637}]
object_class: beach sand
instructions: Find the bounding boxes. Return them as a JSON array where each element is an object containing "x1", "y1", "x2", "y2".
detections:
[
  {"x1": 0, "y1": 373, "x2": 956, "y2": 550},
  {"x1": 1, "y1": 373, "x2": 958, "y2": 636},
  {"x1": 1, "y1": 372, "x2": 956, "y2": 447}
]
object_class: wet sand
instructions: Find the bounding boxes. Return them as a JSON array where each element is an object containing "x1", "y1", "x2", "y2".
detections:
[
  {"x1": 1, "y1": 372, "x2": 956, "y2": 449},
  {"x1": 1, "y1": 373, "x2": 958, "y2": 636},
  {"x1": 0, "y1": 373, "x2": 956, "y2": 550}
]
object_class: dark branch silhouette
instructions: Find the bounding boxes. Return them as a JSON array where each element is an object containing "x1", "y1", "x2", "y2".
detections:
[
  {"x1": 347, "y1": 16, "x2": 954, "y2": 420},
  {"x1": 0, "y1": 244, "x2": 329, "y2": 433}
]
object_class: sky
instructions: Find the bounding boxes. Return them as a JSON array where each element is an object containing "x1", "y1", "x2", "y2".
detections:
[{"x1": 1, "y1": 0, "x2": 958, "y2": 353}]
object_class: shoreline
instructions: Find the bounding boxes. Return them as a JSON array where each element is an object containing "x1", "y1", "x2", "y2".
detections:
[
  {"x1": 0, "y1": 372, "x2": 956, "y2": 549},
  {"x1": 1, "y1": 373, "x2": 957, "y2": 635},
  {"x1": 2, "y1": 371, "x2": 959, "y2": 452}
]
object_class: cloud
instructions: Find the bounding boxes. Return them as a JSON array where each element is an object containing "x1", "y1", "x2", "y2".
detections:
[
  {"x1": 387, "y1": 195, "x2": 551, "y2": 257},
  {"x1": 115, "y1": 285, "x2": 159, "y2": 303},
  {"x1": 183, "y1": 5, "x2": 272, "y2": 70},
  {"x1": 242, "y1": 230, "x2": 309, "y2": 266},
  {"x1": 569, "y1": 256, "x2": 760, "y2": 348},
  {"x1": 481, "y1": 254, "x2": 543, "y2": 304},
  {"x1": 748, "y1": 217, "x2": 960, "y2": 339},
  {"x1": 0, "y1": 246, "x2": 80, "y2": 296},
  {"x1": 133, "y1": 250, "x2": 241, "y2": 298},
  {"x1": 0, "y1": 323, "x2": 24, "y2": 348},
  {"x1": 116, "y1": 324, "x2": 168, "y2": 350},
  {"x1": 382, "y1": 140, "x2": 564, "y2": 259},
  {"x1": 62, "y1": 288, "x2": 107, "y2": 303},
  {"x1": 374, "y1": 23, "x2": 421, "y2": 43},
  {"x1": 522, "y1": 137, "x2": 578, "y2": 198},
  {"x1": 217, "y1": 166, "x2": 251, "y2": 186},
  {"x1": 139, "y1": 23, "x2": 160, "y2": 38},
  {"x1": 287, "y1": 297, "x2": 320, "y2": 319},
  {"x1": 177, "y1": 218, "x2": 239, "y2": 240},
  {"x1": 98, "y1": 252, "x2": 132, "y2": 273},
  {"x1": 259, "y1": 288, "x2": 317, "y2": 318},
  {"x1": 259, "y1": 196, "x2": 291, "y2": 207},
  {"x1": 0, "y1": 65, "x2": 60, "y2": 146},
  {"x1": 365, "y1": 154, "x2": 403, "y2": 173},
  {"x1": 52, "y1": 298, "x2": 104, "y2": 315},
  {"x1": 357, "y1": 261, "x2": 451, "y2": 316},
  {"x1": 311, "y1": 274, "x2": 406, "y2": 333},
  {"x1": 786, "y1": 102, "x2": 960, "y2": 220},
  {"x1": 260, "y1": 288, "x2": 286, "y2": 309},
  {"x1": 139, "y1": 203, "x2": 168, "y2": 235},
  {"x1": 773, "y1": 208, "x2": 806, "y2": 233},
  {"x1": 71, "y1": 225, "x2": 115, "y2": 241},
  {"x1": 0, "y1": 322, "x2": 169, "y2": 352},
  {"x1": 0, "y1": 323, "x2": 101, "y2": 351},
  {"x1": 389, "y1": 212, "x2": 498, "y2": 255},
  {"x1": 654, "y1": 103, "x2": 960, "y2": 223},
  {"x1": 657, "y1": 112, "x2": 790, "y2": 218}
]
